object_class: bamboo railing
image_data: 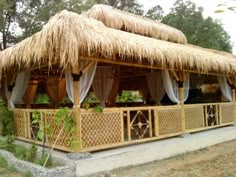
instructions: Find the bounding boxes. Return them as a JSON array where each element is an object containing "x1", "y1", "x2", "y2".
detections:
[{"x1": 12, "y1": 102, "x2": 235, "y2": 152}]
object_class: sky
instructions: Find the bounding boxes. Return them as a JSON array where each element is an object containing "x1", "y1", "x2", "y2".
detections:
[{"x1": 138, "y1": 0, "x2": 236, "y2": 54}]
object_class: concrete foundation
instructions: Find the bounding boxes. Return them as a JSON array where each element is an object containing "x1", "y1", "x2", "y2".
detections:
[{"x1": 75, "y1": 126, "x2": 236, "y2": 176}]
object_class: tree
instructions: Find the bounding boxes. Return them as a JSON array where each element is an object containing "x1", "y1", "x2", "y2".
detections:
[
  {"x1": 17, "y1": 0, "x2": 97, "y2": 40},
  {"x1": 162, "y1": 0, "x2": 232, "y2": 53},
  {"x1": 96, "y1": 0, "x2": 144, "y2": 15},
  {"x1": 145, "y1": 5, "x2": 164, "y2": 21},
  {"x1": 0, "y1": 0, "x2": 18, "y2": 50}
]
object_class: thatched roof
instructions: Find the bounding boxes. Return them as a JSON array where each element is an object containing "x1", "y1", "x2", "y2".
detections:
[
  {"x1": 85, "y1": 4, "x2": 187, "y2": 44},
  {"x1": 0, "y1": 10, "x2": 236, "y2": 76}
]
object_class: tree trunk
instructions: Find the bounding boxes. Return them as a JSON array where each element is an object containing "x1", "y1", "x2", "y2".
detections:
[{"x1": 2, "y1": 32, "x2": 7, "y2": 49}]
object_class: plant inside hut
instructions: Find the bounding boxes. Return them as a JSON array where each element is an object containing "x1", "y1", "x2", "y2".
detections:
[
  {"x1": 83, "y1": 92, "x2": 103, "y2": 112},
  {"x1": 116, "y1": 91, "x2": 142, "y2": 106}
]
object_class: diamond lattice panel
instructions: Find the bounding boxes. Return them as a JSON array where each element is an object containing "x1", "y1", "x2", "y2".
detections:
[
  {"x1": 221, "y1": 104, "x2": 234, "y2": 124},
  {"x1": 157, "y1": 108, "x2": 182, "y2": 135},
  {"x1": 185, "y1": 106, "x2": 204, "y2": 130},
  {"x1": 44, "y1": 112, "x2": 73, "y2": 148},
  {"x1": 14, "y1": 111, "x2": 27, "y2": 137},
  {"x1": 81, "y1": 111, "x2": 122, "y2": 149}
]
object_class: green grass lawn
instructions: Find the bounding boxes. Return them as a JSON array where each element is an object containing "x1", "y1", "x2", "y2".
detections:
[{"x1": 0, "y1": 156, "x2": 33, "y2": 177}]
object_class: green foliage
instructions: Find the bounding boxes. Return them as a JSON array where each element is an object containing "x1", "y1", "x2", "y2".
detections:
[
  {"x1": 162, "y1": 0, "x2": 233, "y2": 53},
  {"x1": 26, "y1": 143, "x2": 37, "y2": 162},
  {"x1": 24, "y1": 171, "x2": 34, "y2": 177},
  {"x1": 32, "y1": 108, "x2": 78, "y2": 149},
  {"x1": 32, "y1": 110, "x2": 51, "y2": 140},
  {"x1": 145, "y1": 5, "x2": 164, "y2": 21},
  {"x1": 95, "y1": 0, "x2": 144, "y2": 15},
  {"x1": 0, "y1": 155, "x2": 8, "y2": 168},
  {"x1": 0, "y1": 138, "x2": 54, "y2": 168},
  {"x1": 16, "y1": 0, "x2": 98, "y2": 41},
  {"x1": 0, "y1": 102, "x2": 15, "y2": 136},
  {"x1": 0, "y1": 0, "x2": 18, "y2": 49},
  {"x1": 116, "y1": 91, "x2": 142, "y2": 103},
  {"x1": 0, "y1": 155, "x2": 33, "y2": 176},
  {"x1": 93, "y1": 106, "x2": 103, "y2": 113},
  {"x1": 34, "y1": 94, "x2": 50, "y2": 104},
  {"x1": 83, "y1": 93, "x2": 103, "y2": 112},
  {"x1": 34, "y1": 153, "x2": 53, "y2": 167},
  {"x1": 0, "y1": 0, "x2": 144, "y2": 48},
  {"x1": 55, "y1": 108, "x2": 79, "y2": 147}
]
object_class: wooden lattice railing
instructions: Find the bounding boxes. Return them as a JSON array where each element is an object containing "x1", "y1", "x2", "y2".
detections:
[
  {"x1": 13, "y1": 109, "x2": 73, "y2": 151},
  {"x1": 12, "y1": 102, "x2": 236, "y2": 152}
]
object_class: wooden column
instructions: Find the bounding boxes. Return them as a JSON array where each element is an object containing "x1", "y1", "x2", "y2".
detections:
[
  {"x1": 72, "y1": 70, "x2": 82, "y2": 152},
  {"x1": 178, "y1": 72, "x2": 185, "y2": 133},
  {"x1": 232, "y1": 87, "x2": 236, "y2": 124},
  {"x1": 232, "y1": 89, "x2": 235, "y2": 103}
]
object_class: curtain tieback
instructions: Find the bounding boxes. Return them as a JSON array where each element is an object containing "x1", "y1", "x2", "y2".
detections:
[{"x1": 73, "y1": 104, "x2": 81, "y2": 108}]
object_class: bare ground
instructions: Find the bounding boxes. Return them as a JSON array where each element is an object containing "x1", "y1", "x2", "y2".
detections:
[{"x1": 92, "y1": 139, "x2": 236, "y2": 177}]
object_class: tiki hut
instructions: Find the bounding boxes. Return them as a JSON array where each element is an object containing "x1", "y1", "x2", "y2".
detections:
[{"x1": 0, "y1": 6, "x2": 235, "y2": 152}]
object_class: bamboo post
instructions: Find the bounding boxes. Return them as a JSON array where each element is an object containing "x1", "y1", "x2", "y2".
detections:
[
  {"x1": 154, "y1": 109, "x2": 159, "y2": 137},
  {"x1": 120, "y1": 110, "x2": 124, "y2": 142},
  {"x1": 127, "y1": 110, "x2": 131, "y2": 141},
  {"x1": 178, "y1": 72, "x2": 186, "y2": 133},
  {"x1": 179, "y1": 86, "x2": 185, "y2": 132},
  {"x1": 232, "y1": 89, "x2": 236, "y2": 103},
  {"x1": 232, "y1": 87, "x2": 236, "y2": 124},
  {"x1": 204, "y1": 106, "x2": 208, "y2": 127},
  {"x1": 72, "y1": 68, "x2": 82, "y2": 152},
  {"x1": 148, "y1": 109, "x2": 153, "y2": 137}
]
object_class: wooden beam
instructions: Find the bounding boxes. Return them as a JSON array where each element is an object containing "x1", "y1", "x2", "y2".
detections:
[
  {"x1": 227, "y1": 76, "x2": 233, "y2": 85},
  {"x1": 81, "y1": 56, "x2": 235, "y2": 77},
  {"x1": 81, "y1": 61, "x2": 95, "y2": 74},
  {"x1": 170, "y1": 70, "x2": 180, "y2": 82}
]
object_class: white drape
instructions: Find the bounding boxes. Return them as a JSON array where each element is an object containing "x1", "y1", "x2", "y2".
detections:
[
  {"x1": 146, "y1": 71, "x2": 165, "y2": 105},
  {"x1": 217, "y1": 76, "x2": 232, "y2": 101},
  {"x1": 92, "y1": 66, "x2": 114, "y2": 107},
  {"x1": 10, "y1": 71, "x2": 31, "y2": 108},
  {"x1": 162, "y1": 70, "x2": 190, "y2": 104},
  {"x1": 65, "y1": 61, "x2": 97, "y2": 105}
]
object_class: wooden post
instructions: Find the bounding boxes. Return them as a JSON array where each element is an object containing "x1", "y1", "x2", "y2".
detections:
[
  {"x1": 179, "y1": 86, "x2": 185, "y2": 132},
  {"x1": 232, "y1": 89, "x2": 236, "y2": 103},
  {"x1": 154, "y1": 109, "x2": 159, "y2": 137},
  {"x1": 232, "y1": 88, "x2": 236, "y2": 124},
  {"x1": 148, "y1": 109, "x2": 153, "y2": 137},
  {"x1": 72, "y1": 68, "x2": 82, "y2": 152},
  {"x1": 127, "y1": 110, "x2": 131, "y2": 141},
  {"x1": 178, "y1": 72, "x2": 185, "y2": 133}
]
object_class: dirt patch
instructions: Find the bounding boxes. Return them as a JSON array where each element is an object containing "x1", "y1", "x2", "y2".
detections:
[{"x1": 94, "y1": 139, "x2": 236, "y2": 177}]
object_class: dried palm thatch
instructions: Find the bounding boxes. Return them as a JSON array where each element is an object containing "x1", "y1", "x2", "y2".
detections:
[
  {"x1": 85, "y1": 4, "x2": 187, "y2": 44},
  {"x1": 0, "y1": 10, "x2": 236, "y2": 77}
]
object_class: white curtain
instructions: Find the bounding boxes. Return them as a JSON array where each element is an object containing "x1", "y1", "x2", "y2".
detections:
[
  {"x1": 146, "y1": 71, "x2": 165, "y2": 105},
  {"x1": 65, "y1": 61, "x2": 97, "y2": 105},
  {"x1": 162, "y1": 70, "x2": 190, "y2": 104},
  {"x1": 217, "y1": 76, "x2": 232, "y2": 101},
  {"x1": 10, "y1": 71, "x2": 31, "y2": 108},
  {"x1": 92, "y1": 66, "x2": 114, "y2": 107}
]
